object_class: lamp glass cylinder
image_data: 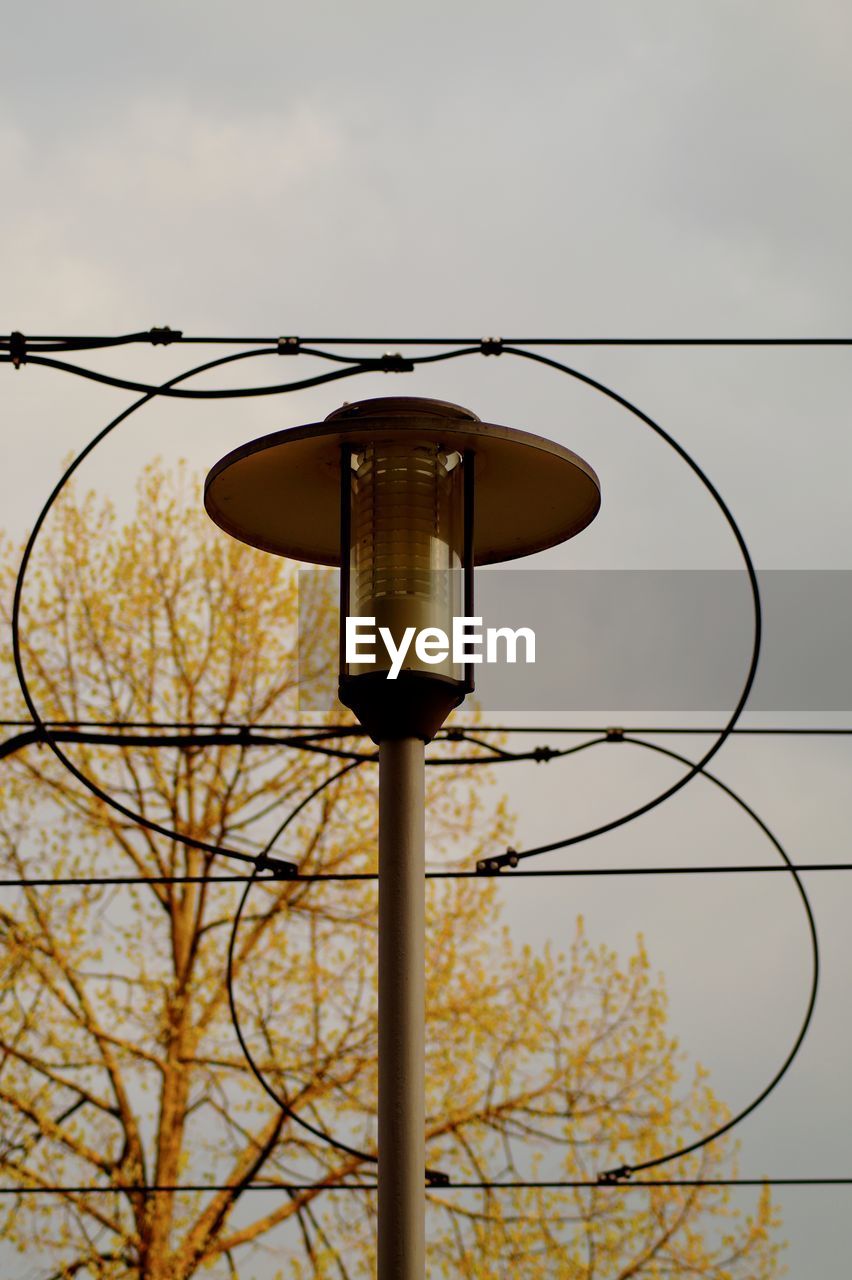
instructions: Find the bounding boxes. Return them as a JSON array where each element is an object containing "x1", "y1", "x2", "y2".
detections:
[{"x1": 347, "y1": 441, "x2": 464, "y2": 682}]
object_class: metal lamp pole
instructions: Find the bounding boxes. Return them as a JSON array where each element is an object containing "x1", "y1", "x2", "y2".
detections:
[
  {"x1": 204, "y1": 395, "x2": 600, "y2": 1279},
  {"x1": 378, "y1": 736, "x2": 426, "y2": 1276}
]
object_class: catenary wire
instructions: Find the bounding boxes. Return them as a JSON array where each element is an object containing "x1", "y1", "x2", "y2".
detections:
[
  {"x1": 4, "y1": 719, "x2": 852, "y2": 735},
  {"x1": 9, "y1": 347, "x2": 306, "y2": 874},
  {"x1": 0, "y1": 351, "x2": 400, "y2": 398},
  {"x1": 225, "y1": 757, "x2": 389, "y2": 1175},
  {"x1": 0, "y1": 863, "x2": 850, "y2": 889},
  {"x1": 591, "y1": 736, "x2": 819, "y2": 1182},
  {"x1": 217, "y1": 728, "x2": 820, "y2": 1189},
  {"x1": 476, "y1": 346, "x2": 762, "y2": 869},
  {"x1": 6, "y1": 330, "x2": 852, "y2": 349},
  {"x1": 222, "y1": 731, "x2": 818, "y2": 1184},
  {"x1": 0, "y1": 1177, "x2": 847, "y2": 1195},
  {"x1": 0, "y1": 336, "x2": 828, "y2": 1198},
  {"x1": 0, "y1": 726, "x2": 375, "y2": 765},
  {"x1": 0, "y1": 342, "x2": 480, "y2": 397},
  {"x1": 6, "y1": 343, "x2": 424, "y2": 871},
  {"x1": 4, "y1": 333, "x2": 768, "y2": 868},
  {"x1": 5, "y1": 339, "x2": 515, "y2": 865},
  {"x1": 0, "y1": 725, "x2": 604, "y2": 768}
]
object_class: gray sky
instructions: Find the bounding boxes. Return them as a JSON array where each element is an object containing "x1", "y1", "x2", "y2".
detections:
[{"x1": 3, "y1": 1, "x2": 852, "y2": 1273}]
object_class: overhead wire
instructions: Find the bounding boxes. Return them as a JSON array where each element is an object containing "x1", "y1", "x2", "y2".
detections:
[
  {"x1": 0, "y1": 862, "x2": 850, "y2": 889},
  {"x1": 0, "y1": 1176, "x2": 848, "y2": 1195},
  {"x1": 5, "y1": 330, "x2": 852, "y2": 349},
  {"x1": 0, "y1": 350, "x2": 410, "y2": 397},
  {"x1": 4, "y1": 718, "x2": 852, "y2": 735},
  {"x1": 224, "y1": 757, "x2": 394, "y2": 1178},
  {"x1": 589, "y1": 736, "x2": 818, "y2": 1182},
  {"x1": 7, "y1": 343, "x2": 436, "y2": 873},
  {"x1": 475, "y1": 346, "x2": 762, "y2": 870},
  {"x1": 0, "y1": 335, "x2": 835, "y2": 1205}
]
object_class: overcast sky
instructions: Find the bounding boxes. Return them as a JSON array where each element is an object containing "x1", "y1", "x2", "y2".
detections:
[{"x1": 3, "y1": 2, "x2": 852, "y2": 1273}]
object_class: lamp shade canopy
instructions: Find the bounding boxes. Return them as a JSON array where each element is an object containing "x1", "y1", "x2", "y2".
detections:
[{"x1": 203, "y1": 397, "x2": 601, "y2": 567}]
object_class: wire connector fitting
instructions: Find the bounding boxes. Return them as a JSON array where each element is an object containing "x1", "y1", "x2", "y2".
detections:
[
  {"x1": 605, "y1": 726, "x2": 625, "y2": 742},
  {"x1": 254, "y1": 851, "x2": 298, "y2": 879},
  {"x1": 9, "y1": 331, "x2": 26, "y2": 369},
  {"x1": 477, "y1": 848, "x2": 520, "y2": 874},
  {"x1": 277, "y1": 336, "x2": 301, "y2": 355},
  {"x1": 148, "y1": 326, "x2": 182, "y2": 345},
  {"x1": 597, "y1": 1165, "x2": 633, "y2": 1184},
  {"x1": 426, "y1": 1168, "x2": 451, "y2": 1187},
  {"x1": 370, "y1": 352, "x2": 415, "y2": 373},
  {"x1": 480, "y1": 337, "x2": 503, "y2": 356}
]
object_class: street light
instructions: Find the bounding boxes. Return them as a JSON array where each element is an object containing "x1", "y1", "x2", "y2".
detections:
[{"x1": 204, "y1": 395, "x2": 600, "y2": 1279}]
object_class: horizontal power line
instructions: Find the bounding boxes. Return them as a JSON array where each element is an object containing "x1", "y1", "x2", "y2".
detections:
[
  {"x1": 3, "y1": 720, "x2": 852, "y2": 735},
  {"x1": 0, "y1": 1177, "x2": 848, "y2": 1195},
  {"x1": 1, "y1": 863, "x2": 851, "y2": 889},
  {"x1": 6, "y1": 333, "x2": 852, "y2": 347}
]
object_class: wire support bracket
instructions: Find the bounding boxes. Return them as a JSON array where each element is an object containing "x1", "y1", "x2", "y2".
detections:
[
  {"x1": 253, "y1": 851, "x2": 298, "y2": 879},
  {"x1": 598, "y1": 1165, "x2": 633, "y2": 1184},
  {"x1": 477, "y1": 848, "x2": 521, "y2": 874}
]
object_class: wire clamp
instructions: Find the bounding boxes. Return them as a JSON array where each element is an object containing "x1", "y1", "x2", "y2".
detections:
[
  {"x1": 532, "y1": 745, "x2": 556, "y2": 762},
  {"x1": 277, "y1": 336, "x2": 301, "y2": 355},
  {"x1": 371, "y1": 352, "x2": 414, "y2": 373},
  {"x1": 605, "y1": 726, "x2": 625, "y2": 742},
  {"x1": 254, "y1": 851, "x2": 298, "y2": 879},
  {"x1": 480, "y1": 337, "x2": 503, "y2": 356},
  {"x1": 426, "y1": 1168, "x2": 451, "y2": 1187},
  {"x1": 9, "y1": 331, "x2": 26, "y2": 369},
  {"x1": 476, "y1": 848, "x2": 520, "y2": 874},
  {"x1": 598, "y1": 1165, "x2": 633, "y2": 1184},
  {"x1": 148, "y1": 326, "x2": 182, "y2": 345}
]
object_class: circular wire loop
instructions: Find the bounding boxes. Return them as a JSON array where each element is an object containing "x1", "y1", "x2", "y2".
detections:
[
  {"x1": 591, "y1": 736, "x2": 819, "y2": 1180},
  {"x1": 226, "y1": 758, "x2": 386, "y2": 1175},
  {"x1": 7, "y1": 345, "x2": 482, "y2": 869},
  {"x1": 477, "y1": 346, "x2": 762, "y2": 868},
  {"x1": 8, "y1": 348, "x2": 390, "y2": 870}
]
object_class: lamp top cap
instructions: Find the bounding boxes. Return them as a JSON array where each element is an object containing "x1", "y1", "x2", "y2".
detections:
[
  {"x1": 204, "y1": 394, "x2": 601, "y2": 567},
  {"x1": 325, "y1": 395, "x2": 481, "y2": 425}
]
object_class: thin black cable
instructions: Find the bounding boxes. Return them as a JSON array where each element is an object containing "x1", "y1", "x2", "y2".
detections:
[
  {"x1": 0, "y1": 718, "x2": 365, "y2": 732},
  {"x1": 226, "y1": 757, "x2": 386, "y2": 1174},
  {"x1": 7, "y1": 332, "x2": 852, "y2": 348},
  {"x1": 4, "y1": 721, "x2": 851, "y2": 768},
  {"x1": 1, "y1": 335, "x2": 823, "y2": 1192},
  {"x1": 430, "y1": 731, "x2": 609, "y2": 767},
  {"x1": 0, "y1": 352, "x2": 400, "y2": 398},
  {"x1": 10, "y1": 346, "x2": 298, "y2": 876},
  {"x1": 0, "y1": 861, "x2": 850, "y2": 888},
  {"x1": 297, "y1": 336, "x2": 852, "y2": 347},
  {"x1": 0, "y1": 1176, "x2": 848, "y2": 1195},
  {"x1": 0, "y1": 330, "x2": 180, "y2": 354},
  {"x1": 555, "y1": 735, "x2": 817, "y2": 1183},
  {"x1": 4, "y1": 718, "x2": 852, "y2": 735},
  {"x1": 478, "y1": 347, "x2": 762, "y2": 870},
  {"x1": 226, "y1": 755, "x2": 452, "y2": 1184},
  {"x1": 297, "y1": 344, "x2": 481, "y2": 367},
  {"x1": 0, "y1": 727, "x2": 375, "y2": 765},
  {"x1": 222, "y1": 730, "x2": 820, "y2": 1189},
  {"x1": 0, "y1": 342, "x2": 481, "y2": 398}
]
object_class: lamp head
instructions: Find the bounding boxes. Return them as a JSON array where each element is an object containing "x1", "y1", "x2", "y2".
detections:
[{"x1": 205, "y1": 396, "x2": 601, "y2": 741}]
